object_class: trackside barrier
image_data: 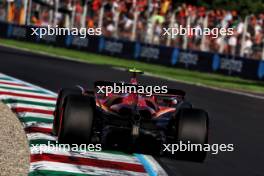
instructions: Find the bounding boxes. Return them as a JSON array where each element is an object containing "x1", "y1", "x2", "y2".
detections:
[{"x1": 0, "y1": 22, "x2": 263, "y2": 81}]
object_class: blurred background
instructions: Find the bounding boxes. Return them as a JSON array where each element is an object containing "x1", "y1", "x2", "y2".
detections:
[
  {"x1": 0, "y1": 0, "x2": 263, "y2": 60},
  {"x1": 0, "y1": 2, "x2": 264, "y2": 176}
]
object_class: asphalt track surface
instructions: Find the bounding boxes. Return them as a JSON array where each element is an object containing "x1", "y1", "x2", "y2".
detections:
[{"x1": 0, "y1": 45, "x2": 264, "y2": 176}]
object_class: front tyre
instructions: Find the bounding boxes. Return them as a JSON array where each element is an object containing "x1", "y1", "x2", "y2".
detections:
[{"x1": 58, "y1": 95, "x2": 95, "y2": 144}]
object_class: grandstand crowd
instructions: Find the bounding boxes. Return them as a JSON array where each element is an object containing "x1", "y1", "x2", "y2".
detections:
[{"x1": 0, "y1": 0, "x2": 263, "y2": 60}]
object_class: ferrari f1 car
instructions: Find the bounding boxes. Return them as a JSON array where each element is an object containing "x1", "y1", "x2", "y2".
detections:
[{"x1": 52, "y1": 69, "x2": 209, "y2": 162}]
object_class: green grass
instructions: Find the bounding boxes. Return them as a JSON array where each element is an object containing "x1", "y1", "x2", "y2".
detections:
[{"x1": 1, "y1": 38, "x2": 264, "y2": 94}]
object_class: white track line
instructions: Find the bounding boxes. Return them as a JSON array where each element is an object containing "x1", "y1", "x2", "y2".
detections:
[
  {"x1": 24, "y1": 122, "x2": 53, "y2": 129},
  {"x1": 17, "y1": 112, "x2": 54, "y2": 119},
  {"x1": 30, "y1": 147, "x2": 141, "y2": 164},
  {"x1": 6, "y1": 103, "x2": 55, "y2": 111},
  {"x1": 27, "y1": 133, "x2": 56, "y2": 141}
]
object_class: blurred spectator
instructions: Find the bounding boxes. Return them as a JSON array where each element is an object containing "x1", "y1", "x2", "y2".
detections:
[
  {"x1": 93, "y1": 1, "x2": 263, "y2": 60},
  {"x1": 244, "y1": 33, "x2": 253, "y2": 58},
  {"x1": 0, "y1": 3, "x2": 6, "y2": 21}
]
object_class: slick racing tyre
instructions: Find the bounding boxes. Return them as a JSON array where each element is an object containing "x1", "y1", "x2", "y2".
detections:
[
  {"x1": 58, "y1": 94, "x2": 95, "y2": 144},
  {"x1": 53, "y1": 87, "x2": 82, "y2": 135},
  {"x1": 174, "y1": 108, "x2": 209, "y2": 162}
]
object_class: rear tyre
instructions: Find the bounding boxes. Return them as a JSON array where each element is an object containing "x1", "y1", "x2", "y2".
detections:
[
  {"x1": 53, "y1": 88, "x2": 82, "y2": 135},
  {"x1": 174, "y1": 108, "x2": 209, "y2": 162},
  {"x1": 58, "y1": 94, "x2": 95, "y2": 144}
]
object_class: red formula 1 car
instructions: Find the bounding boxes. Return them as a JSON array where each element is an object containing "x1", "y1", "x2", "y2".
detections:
[{"x1": 52, "y1": 69, "x2": 209, "y2": 162}]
